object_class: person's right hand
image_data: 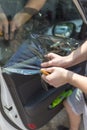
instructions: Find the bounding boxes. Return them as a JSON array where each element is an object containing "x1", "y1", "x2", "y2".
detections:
[
  {"x1": 0, "y1": 13, "x2": 9, "y2": 40},
  {"x1": 41, "y1": 67, "x2": 68, "y2": 88},
  {"x1": 41, "y1": 52, "x2": 72, "y2": 68}
]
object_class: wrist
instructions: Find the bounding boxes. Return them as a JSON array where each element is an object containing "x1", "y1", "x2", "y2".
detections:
[
  {"x1": 64, "y1": 53, "x2": 74, "y2": 68},
  {"x1": 60, "y1": 68, "x2": 69, "y2": 84},
  {"x1": 21, "y1": 7, "x2": 38, "y2": 16},
  {"x1": 66, "y1": 70, "x2": 75, "y2": 85},
  {"x1": 63, "y1": 69, "x2": 69, "y2": 83}
]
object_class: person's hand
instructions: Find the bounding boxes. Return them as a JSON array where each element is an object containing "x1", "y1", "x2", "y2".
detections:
[
  {"x1": 10, "y1": 12, "x2": 31, "y2": 40},
  {"x1": 0, "y1": 13, "x2": 9, "y2": 40},
  {"x1": 41, "y1": 67, "x2": 68, "y2": 87},
  {"x1": 41, "y1": 53, "x2": 72, "y2": 68}
]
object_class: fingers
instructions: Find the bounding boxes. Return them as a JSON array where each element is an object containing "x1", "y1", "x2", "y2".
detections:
[
  {"x1": 3, "y1": 20, "x2": 17, "y2": 40},
  {"x1": 0, "y1": 24, "x2": 2, "y2": 32},
  {"x1": 0, "y1": 25, "x2": 3, "y2": 36},
  {"x1": 10, "y1": 21, "x2": 17, "y2": 40},
  {"x1": 41, "y1": 68, "x2": 54, "y2": 75},
  {"x1": 45, "y1": 53, "x2": 57, "y2": 59},
  {"x1": 9, "y1": 31, "x2": 14, "y2": 40},
  {"x1": 0, "y1": 20, "x2": 9, "y2": 40},
  {"x1": 41, "y1": 53, "x2": 57, "y2": 67},
  {"x1": 3, "y1": 21, "x2": 16, "y2": 40},
  {"x1": 41, "y1": 67, "x2": 67, "y2": 87},
  {"x1": 41, "y1": 60, "x2": 53, "y2": 67},
  {"x1": 0, "y1": 13, "x2": 10, "y2": 40},
  {"x1": 40, "y1": 69, "x2": 50, "y2": 75},
  {"x1": 3, "y1": 21, "x2": 9, "y2": 40},
  {"x1": 41, "y1": 68, "x2": 54, "y2": 86},
  {"x1": 41, "y1": 74, "x2": 49, "y2": 84}
]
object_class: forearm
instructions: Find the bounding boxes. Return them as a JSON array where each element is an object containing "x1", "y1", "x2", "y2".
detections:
[
  {"x1": 25, "y1": 0, "x2": 47, "y2": 11},
  {"x1": 67, "y1": 70, "x2": 87, "y2": 94},
  {"x1": 66, "y1": 40, "x2": 87, "y2": 67},
  {"x1": 20, "y1": 0, "x2": 46, "y2": 21}
]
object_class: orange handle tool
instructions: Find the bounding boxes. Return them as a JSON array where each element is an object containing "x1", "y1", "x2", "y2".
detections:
[{"x1": 40, "y1": 69, "x2": 50, "y2": 75}]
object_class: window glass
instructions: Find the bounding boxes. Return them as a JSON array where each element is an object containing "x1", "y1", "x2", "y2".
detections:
[{"x1": 40, "y1": 0, "x2": 83, "y2": 36}]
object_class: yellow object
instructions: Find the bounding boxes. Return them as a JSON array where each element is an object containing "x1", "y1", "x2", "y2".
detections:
[
  {"x1": 0, "y1": 32, "x2": 3, "y2": 36},
  {"x1": 40, "y1": 69, "x2": 49, "y2": 75}
]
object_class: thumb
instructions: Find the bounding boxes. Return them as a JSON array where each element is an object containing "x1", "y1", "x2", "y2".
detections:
[{"x1": 45, "y1": 53, "x2": 56, "y2": 59}]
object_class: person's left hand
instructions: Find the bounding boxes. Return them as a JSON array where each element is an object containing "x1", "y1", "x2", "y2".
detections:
[
  {"x1": 10, "y1": 12, "x2": 31, "y2": 39},
  {"x1": 0, "y1": 12, "x2": 9, "y2": 40},
  {"x1": 41, "y1": 67, "x2": 68, "y2": 88}
]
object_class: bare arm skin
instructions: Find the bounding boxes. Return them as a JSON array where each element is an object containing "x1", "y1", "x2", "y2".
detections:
[
  {"x1": 41, "y1": 67, "x2": 87, "y2": 94},
  {"x1": 66, "y1": 40, "x2": 87, "y2": 67},
  {"x1": 41, "y1": 40, "x2": 87, "y2": 68},
  {"x1": 10, "y1": 0, "x2": 47, "y2": 39},
  {"x1": 25, "y1": 0, "x2": 47, "y2": 11},
  {"x1": 67, "y1": 70, "x2": 87, "y2": 94},
  {"x1": 11, "y1": 0, "x2": 47, "y2": 29},
  {"x1": 41, "y1": 41, "x2": 87, "y2": 93},
  {"x1": 12, "y1": 0, "x2": 47, "y2": 26},
  {"x1": 0, "y1": 0, "x2": 47, "y2": 40}
]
